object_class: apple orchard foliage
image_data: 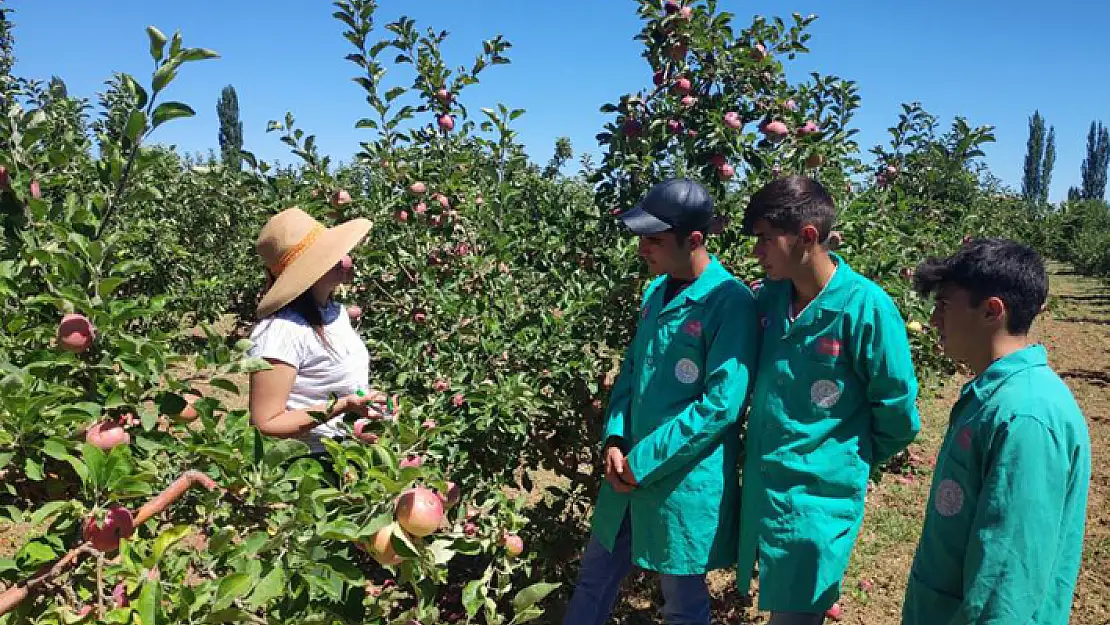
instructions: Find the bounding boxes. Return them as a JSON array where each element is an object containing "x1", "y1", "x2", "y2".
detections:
[{"x1": 0, "y1": 1, "x2": 1035, "y2": 623}]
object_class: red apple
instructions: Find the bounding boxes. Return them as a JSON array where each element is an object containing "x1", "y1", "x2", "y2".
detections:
[
  {"x1": 330, "y1": 190, "x2": 352, "y2": 207},
  {"x1": 797, "y1": 120, "x2": 820, "y2": 136},
  {"x1": 347, "y1": 305, "x2": 362, "y2": 321},
  {"x1": 680, "y1": 95, "x2": 697, "y2": 107},
  {"x1": 679, "y1": 6, "x2": 693, "y2": 19},
  {"x1": 435, "y1": 88, "x2": 452, "y2": 104},
  {"x1": 653, "y1": 70, "x2": 665, "y2": 86},
  {"x1": 86, "y1": 419, "x2": 130, "y2": 450},
  {"x1": 57, "y1": 313, "x2": 95, "y2": 353},
  {"x1": 29, "y1": 180, "x2": 41, "y2": 200},
  {"x1": 395, "y1": 209, "x2": 409, "y2": 222},
  {"x1": 749, "y1": 43, "x2": 767, "y2": 61},
  {"x1": 437, "y1": 114, "x2": 455, "y2": 132},
  {"x1": 623, "y1": 119, "x2": 642, "y2": 138},
  {"x1": 501, "y1": 533, "x2": 524, "y2": 557},
  {"x1": 82, "y1": 505, "x2": 135, "y2": 552},
  {"x1": 399, "y1": 455, "x2": 423, "y2": 469},
  {"x1": 717, "y1": 163, "x2": 735, "y2": 181},
  {"x1": 409, "y1": 181, "x2": 427, "y2": 195},
  {"x1": 723, "y1": 111, "x2": 742, "y2": 129},
  {"x1": 366, "y1": 524, "x2": 403, "y2": 566},
  {"x1": 395, "y1": 487, "x2": 444, "y2": 537},
  {"x1": 760, "y1": 120, "x2": 789, "y2": 142},
  {"x1": 664, "y1": 0, "x2": 680, "y2": 14},
  {"x1": 667, "y1": 119, "x2": 683, "y2": 134},
  {"x1": 672, "y1": 77, "x2": 692, "y2": 96}
]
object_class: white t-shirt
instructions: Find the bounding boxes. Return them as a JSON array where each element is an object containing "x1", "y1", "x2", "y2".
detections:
[{"x1": 247, "y1": 301, "x2": 370, "y2": 453}]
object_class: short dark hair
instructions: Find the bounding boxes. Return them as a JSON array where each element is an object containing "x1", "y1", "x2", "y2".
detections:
[
  {"x1": 742, "y1": 176, "x2": 837, "y2": 241},
  {"x1": 913, "y1": 238, "x2": 1048, "y2": 335}
]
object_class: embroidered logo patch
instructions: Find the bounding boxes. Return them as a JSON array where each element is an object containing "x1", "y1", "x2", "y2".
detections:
[
  {"x1": 810, "y1": 379, "x2": 842, "y2": 408},
  {"x1": 816, "y1": 337, "x2": 842, "y2": 357},
  {"x1": 935, "y1": 479, "x2": 965, "y2": 517},
  {"x1": 674, "y1": 358, "x2": 700, "y2": 384},
  {"x1": 956, "y1": 426, "x2": 973, "y2": 451},
  {"x1": 749, "y1": 278, "x2": 764, "y2": 292},
  {"x1": 760, "y1": 315, "x2": 771, "y2": 329},
  {"x1": 682, "y1": 319, "x2": 703, "y2": 338}
]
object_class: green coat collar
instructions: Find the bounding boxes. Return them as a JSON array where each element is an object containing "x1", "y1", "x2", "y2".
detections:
[
  {"x1": 960, "y1": 343, "x2": 1049, "y2": 404},
  {"x1": 659, "y1": 255, "x2": 732, "y2": 314}
]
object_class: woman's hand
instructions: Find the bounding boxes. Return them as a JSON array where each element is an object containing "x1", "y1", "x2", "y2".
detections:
[{"x1": 329, "y1": 390, "x2": 391, "y2": 421}]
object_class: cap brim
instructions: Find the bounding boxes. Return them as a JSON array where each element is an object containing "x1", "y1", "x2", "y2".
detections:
[
  {"x1": 256, "y1": 218, "x2": 372, "y2": 318},
  {"x1": 619, "y1": 206, "x2": 673, "y2": 235}
]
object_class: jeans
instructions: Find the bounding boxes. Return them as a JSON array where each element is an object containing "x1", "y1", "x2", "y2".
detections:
[{"x1": 562, "y1": 513, "x2": 710, "y2": 625}]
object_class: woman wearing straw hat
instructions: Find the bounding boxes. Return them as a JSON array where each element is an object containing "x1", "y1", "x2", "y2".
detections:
[{"x1": 246, "y1": 207, "x2": 387, "y2": 466}]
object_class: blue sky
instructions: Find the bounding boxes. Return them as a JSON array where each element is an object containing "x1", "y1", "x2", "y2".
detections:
[{"x1": 8, "y1": 1, "x2": 1109, "y2": 202}]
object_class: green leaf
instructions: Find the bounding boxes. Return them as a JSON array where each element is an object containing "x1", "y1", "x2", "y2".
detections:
[
  {"x1": 30, "y1": 501, "x2": 71, "y2": 525},
  {"x1": 317, "y1": 519, "x2": 359, "y2": 542},
  {"x1": 232, "y1": 357, "x2": 272, "y2": 373},
  {"x1": 147, "y1": 525, "x2": 193, "y2": 567},
  {"x1": 98, "y1": 277, "x2": 127, "y2": 297},
  {"x1": 124, "y1": 109, "x2": 147, "y2": 143},
  {"x1": 121, "y1": 74, "x2": 149, "y2": 110},
  {"x1": 24, "y1": 457, "x2": 43, "y2": 481},
  {"x1": 146, "y1": 26, "x2": 167, "y2": 62},
  {"x1": 137, "y1": 575, "x2": 162, "y2": 625},
  {"x1": 151, "y1": 102, "x2": 195, "y2": 129},
  {"x1": 16, "y1": 540, "x2": 57, "y2": 569},
  {"x1": 262, "y1": 438, "x2": 309, "y2": 469},
  {"x1": 512, "y1": 582, "x2": 560, "y2": 614},
  {"x1": 213, "y1": 572, "x2": 254, "y2": 611},
  {"x1": 463, "y1": 578, "x2": 486, "y2": 618},
  {"x1": 426, "y1": 540, "x2": 456, "y2": 566},
  {"x1": 151, "y1": 63, "x2": 177, "y2": 93},
  {"x1": 207, "y1": 377, "x2": 239, "y2": 394},
  {"x1": 82, "y1": 443, "x2": 107, "y2": 490},
  {"x1": 179, "y1": 47, "x2": 220, "y2": 62},
  {"x1": 246, "y1": 566, "x2": 285, "y2": 609}
]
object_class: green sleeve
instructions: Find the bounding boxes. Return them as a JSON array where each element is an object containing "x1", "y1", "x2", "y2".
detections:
[
  {"x1": 853, "y1": 293, "x2": 921, "y2": 464},
  {"x1": 601, "y1": 339, "x2": 636, "y2": 445},
  {"x1": 601, "y1": 279, "x2": 660, "y2": 446},
  {"x1": 952, "y1": 416, "x2": 1070, "y2": 624},
  {"x1": 624, "y1": 288, "x2": 758, "y2": 487}
]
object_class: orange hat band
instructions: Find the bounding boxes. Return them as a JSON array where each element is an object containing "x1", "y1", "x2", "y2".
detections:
[{"x1": 273, "y1": 224, "x2": 325, "y2": 275}]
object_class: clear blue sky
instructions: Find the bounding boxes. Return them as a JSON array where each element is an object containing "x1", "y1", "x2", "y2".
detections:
[{"x1": 8, "y1": 1, "x2": 1109, "y2": 203}]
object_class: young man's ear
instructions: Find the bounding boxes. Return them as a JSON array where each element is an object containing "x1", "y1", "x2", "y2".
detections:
[
  {"x1": 688, "y1": 231, "x2": 705, "y2": 250},
  {"x1": 799, "y1": 224, "x2": 820, "y2": 246},
  {"x1": 983, "y1": 296, "x2": 1006, "y2": 324}
]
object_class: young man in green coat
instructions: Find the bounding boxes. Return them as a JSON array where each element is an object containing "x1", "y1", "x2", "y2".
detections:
[
  {"x1": 902, "y1": 238, "x2": 1091, "y2": 625},
  {"x1": 562, "y1": 178, "x2": 759, "y2": 625},
  {"x1": 737, "y1": 176, "x2": 921, "y2": 624}
]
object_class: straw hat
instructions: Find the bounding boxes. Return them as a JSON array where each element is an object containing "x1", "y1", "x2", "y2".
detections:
[{"x1": 255, "y1": 207, "x2": 372, "y2": 318}]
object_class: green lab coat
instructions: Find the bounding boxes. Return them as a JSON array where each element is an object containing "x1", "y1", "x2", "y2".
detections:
[
  {"x1": 902, "y1": 344, "x2": 1091, "y2": 625},
  {"x1": 590, "y1": 256, "x2": 759, "y2": 575},
  {"x1": 737, "y1": 254, "x2": 921, "y2": 612}
]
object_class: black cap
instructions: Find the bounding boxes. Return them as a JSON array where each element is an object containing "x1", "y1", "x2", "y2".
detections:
[{"x1": 619, "y1": 178, "x2": 714, "y2": 235}]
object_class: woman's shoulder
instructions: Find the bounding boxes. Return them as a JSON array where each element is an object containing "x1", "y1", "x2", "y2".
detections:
[{"x1": 249, "y1": 308, "x2": 314, "y2": 341}]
